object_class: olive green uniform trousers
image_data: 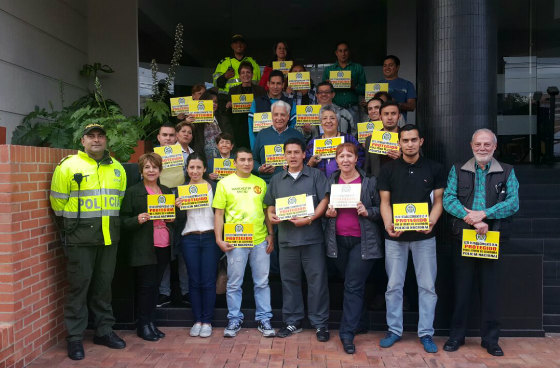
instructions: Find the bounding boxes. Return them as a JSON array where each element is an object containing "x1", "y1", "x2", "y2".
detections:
[{"x1": 64, "y1": 243, "x2": 118, "y2": 342}]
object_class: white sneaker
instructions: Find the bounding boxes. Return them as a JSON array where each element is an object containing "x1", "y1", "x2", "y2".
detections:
[
  {"x1": 199, "y1": 324, "x2": 212, "y2": 338},
  {"x1": 190, "y1": 322, "x2": 202, "y2": 337},
  {"x1": 224, "y1": 320, "x2": 242, "y2": 337},
  {"x1": 257, "y1": 320, "x2": 276, "y2": 337}
]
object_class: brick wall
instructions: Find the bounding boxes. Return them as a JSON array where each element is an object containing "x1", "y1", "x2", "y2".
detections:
[{"x1": 0, "y1": 145, "x2": 75, "y2": 368}]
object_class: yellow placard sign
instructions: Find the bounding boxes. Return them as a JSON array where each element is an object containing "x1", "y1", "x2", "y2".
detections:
[
  {"x1": 357, "y1": 121, "x2": 383, "y2": 144},
  {"x1": 462, "y1": 230, "x2": 500, "y2": 259},
  {"x1": 147, "y1": 194, "x2": 176, "y2": 220},
  {"x1": 368, "y1": 130, "x2": 400, "y2": 155},
  {"x1": 264, "y1": 144, "x2": 286, "y2": 166},
  {"x1": 213, "y1": 158, "x2": 236, "y2": 180},
  {"x1": 154, "y1": 144, "x2": 184, "y2": 169},
  {"x1": 365, "y1": 83, "x2": 389, "y2": 100},
  {"x1": 393, "y1": 203, "x2": 429, "y2": 231},
  {"x1": 330, "y1": 70, "x2": 352, "y2": 89},
  {"x1": 296, "y1": 105, "x2": 321, "y2": 126},
  {"x1": 177, "y1": 184, "x2": 209, "y2": 210},
  {"x1": 313, "y1": 136, "x2": 345, "y2": 159},
  {"x1": 253, "y1": 112, "x2": 273, "y2": 132},
  {"x1": 224, "y1": 223, "x2": 254, "y2": 247},
  {"x1": 275, "y1": 194, "x2": 308, "y2": 220},
  {"x1": 273, "y1": 60, "x2": 293, "y2": 74},
  {"x1": 288, "y1": 71, "x2": 311, "y2": 91},
  {"x1": 170, "y1": 96, "x2": 192, "y2": 116},
  {"x1": 231, "y1": 94, "x2": 253, "y2": 114},
  {"x1": 187, "y1": 100, "x2": 214, "y2": 123}
]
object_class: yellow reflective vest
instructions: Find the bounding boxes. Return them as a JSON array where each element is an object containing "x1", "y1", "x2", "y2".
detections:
[
  {"x1": 213, "y1": 56, "x2": 261, "y2": 94},
  {"x1": 50, "y1": 150, "x2": 127, "y2": 246}
]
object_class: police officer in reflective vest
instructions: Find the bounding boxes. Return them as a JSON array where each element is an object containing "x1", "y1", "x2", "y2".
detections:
[
  {"x1": 213, "y1": 34, "x2": 261, "y2": 134},
  {"x1": 50, "y1": 124, "x2": 127, "y2": 360}
]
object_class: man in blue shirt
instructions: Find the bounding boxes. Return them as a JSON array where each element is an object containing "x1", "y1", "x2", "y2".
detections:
[
  {"x1": 253, "y1": 100, "x2": 304, "y2": 184},
  {"x1": 442, "y1": 128, "x2": 519, "y2": 357},
  {"x1": 248, "y1": 70, "x2": 296, "y2": 149},
  {"x1": 378, "y1": 55, "x2": 416, "y2": 121}
]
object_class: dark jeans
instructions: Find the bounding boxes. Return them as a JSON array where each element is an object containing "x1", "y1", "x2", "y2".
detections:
[
  {"x1": 334, "y1": 236, "x2": 375, "y2": 341},
  {"x1": 181, "y1": 232, "x2": 220, "y2": 323},
  {"x1": 135, "y1": 246, "x2": 170, "y2": 326},
  {"x1": 449, "y1": 236, "x2": 501, "y2": 344}
]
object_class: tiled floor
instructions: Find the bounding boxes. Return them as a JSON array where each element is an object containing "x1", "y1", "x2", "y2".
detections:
[{"x1": 28, "y1": 329, "x2": 560, "y2": 368}]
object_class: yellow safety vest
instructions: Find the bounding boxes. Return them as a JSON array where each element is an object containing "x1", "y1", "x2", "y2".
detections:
[
  {"x1": 213, "y1": 56, "x2": 261, "y2": 94},
  {"x1": 50, "y1": 151, "x2": 127, "y2": 246}
]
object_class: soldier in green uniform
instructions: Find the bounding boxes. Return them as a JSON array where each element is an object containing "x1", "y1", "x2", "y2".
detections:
[{"x1": 50, "y1": 124, "x2": 127, "y2": 360}]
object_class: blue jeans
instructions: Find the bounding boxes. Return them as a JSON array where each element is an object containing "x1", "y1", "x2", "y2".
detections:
[
  {"x1": 334, "y1": 236, "x2": 375, "y2": 341},
  {"x1": 159, "y1": 254, "x2": 189, "y2": 296},
  {"x1": 181, "y1": 233, "x2": 220, "y2": 323},
  {"x1": 226, "y1": 240, "x2": 272, "y2": 323},
  {"x1": 385, "y1": 237, "x2": 437, "y2": 337}
]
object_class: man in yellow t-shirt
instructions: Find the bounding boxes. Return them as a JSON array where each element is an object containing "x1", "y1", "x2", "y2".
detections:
[{"x1": 213, "y1": 147, "x2": 275, "y2": 338}]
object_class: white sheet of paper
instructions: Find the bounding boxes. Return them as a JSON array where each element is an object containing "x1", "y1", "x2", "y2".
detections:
[
  {"x1": 330, "y1": 184, "x2": 361, "y2": 208},
  {"x1": 306, "y1": 195, "x2": 315, "y2": 216}
]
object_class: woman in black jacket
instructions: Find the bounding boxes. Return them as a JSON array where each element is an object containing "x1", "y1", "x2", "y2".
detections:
[
  {"x1": 325, "y1": 143, "x2": 383, "y2": 354},
  {"x1": 120, "y1": 153, "x2": 180, "y2": 341}
]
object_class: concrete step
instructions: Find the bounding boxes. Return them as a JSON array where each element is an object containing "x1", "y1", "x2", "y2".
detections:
[
  {"x1": 517, "y1": 200, "x2": 560, "y2": 217},
  {"x1": 510, "y1": 218, "x2": 560, "y2": 236},
  {"x1": 519, "y1": 184, "x2": 560, "y2": 200}
]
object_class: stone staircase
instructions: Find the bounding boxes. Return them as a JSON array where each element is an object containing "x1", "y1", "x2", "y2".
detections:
[{"x1": 512, "y1": 164, "x2": 560, "y2": 332}]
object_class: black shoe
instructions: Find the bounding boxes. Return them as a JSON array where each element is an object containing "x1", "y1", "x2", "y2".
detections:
[
  {"x1": 481, "y1": 341, "x2": 504, "y2": 356},
  {"x1": 67, "y1": 340, "x2": 84, "y2": 360},
  {"x1": 443, "y1": 338, "x2": 465, "y2": 352},
  {"x1": 181, "y1": 293, "x2": 192, "y2": 307},
  {"x1": 157, "y1": 294, "x2": 171, "y2": 307},
  {"x1": 341, "y1": 339, "x2": 355, "y2": 354},
  {"x1": 137, "y1": 324, "x2": 159, "y2": 341},
  {"x1": 277, "y1": 323, "x2": 302, "y2": 338},
  {"x1": 149, "y1": 322, "x2": 165, "y2": 338},
  {"x1": 93, "y1": 331, "x2": 126, "y2": 349},
  {"x1": 316, "y1": 327, "x2": 330, "y2": 342}
]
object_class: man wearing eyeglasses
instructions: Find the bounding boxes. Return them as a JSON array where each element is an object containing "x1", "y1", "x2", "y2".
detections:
[
  {"x1": 301, "y1": 81, "x2": 354, "y2": 140},
  {"x1": 377, "y1": 124, "x2": 445, "y2": 353}
]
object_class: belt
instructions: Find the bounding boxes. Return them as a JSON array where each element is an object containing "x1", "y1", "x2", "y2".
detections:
[{"x1": 184, "y1": 229, "x2": 214, "y2": 236}]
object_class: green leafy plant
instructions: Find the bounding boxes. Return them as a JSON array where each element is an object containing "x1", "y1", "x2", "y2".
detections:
[
  {"x1": 80, "y1": 62, "x2": 114, "y2": 81},
  {"x1": 12, "y1": 104, "x2": 75, "y2": 149},
  {"x1": 69, "y1": 78, "x2": 149, "y2": 162},
  {"x1": 13, "y1": 77, "x2": 148, "y2": 162}
]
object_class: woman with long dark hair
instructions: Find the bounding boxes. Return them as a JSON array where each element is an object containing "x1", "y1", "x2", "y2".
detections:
[
  {"x1": 176, "y1": 153, "x2": 220, "y2": 337},
  {"x1": 259, "y1": 41, "x2": 291, "y2": 90}
]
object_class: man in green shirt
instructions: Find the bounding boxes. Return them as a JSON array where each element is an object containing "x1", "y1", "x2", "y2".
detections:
[
  {"x1": 213, "y1": 147, "x2": 275, "y2": 338},
  {"x1": 322, "y1": 41, "x2": 367, "y2": 133}
]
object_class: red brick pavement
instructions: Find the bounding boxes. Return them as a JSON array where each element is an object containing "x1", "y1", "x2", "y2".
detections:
[{"x1": 27, "y1": 329, "x2": 560, "y2": 367}]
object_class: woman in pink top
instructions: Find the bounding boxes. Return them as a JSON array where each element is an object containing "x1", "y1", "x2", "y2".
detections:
[
  {"x1": 121, "y1": 153, "x2": 180, "y2": 342},
  {"x1": 324, "y1": 143, "x2": 383, "y2": 355}
]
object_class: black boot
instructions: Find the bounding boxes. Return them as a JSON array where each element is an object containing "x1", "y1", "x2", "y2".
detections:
[
  {"x1": 67, "y1": 340, "x2": 85, "y2": 360},
  {"x1": 149, "y1": 322, "x2": 165, "y2": 338},
  {"x1": 137, "y1": 324, "x2": 159, "y2": 341}
]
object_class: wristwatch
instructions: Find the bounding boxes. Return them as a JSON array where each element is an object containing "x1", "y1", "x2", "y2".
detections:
[{"x1": 307, "y1": 216, "x2": 313, "y2": 226}]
